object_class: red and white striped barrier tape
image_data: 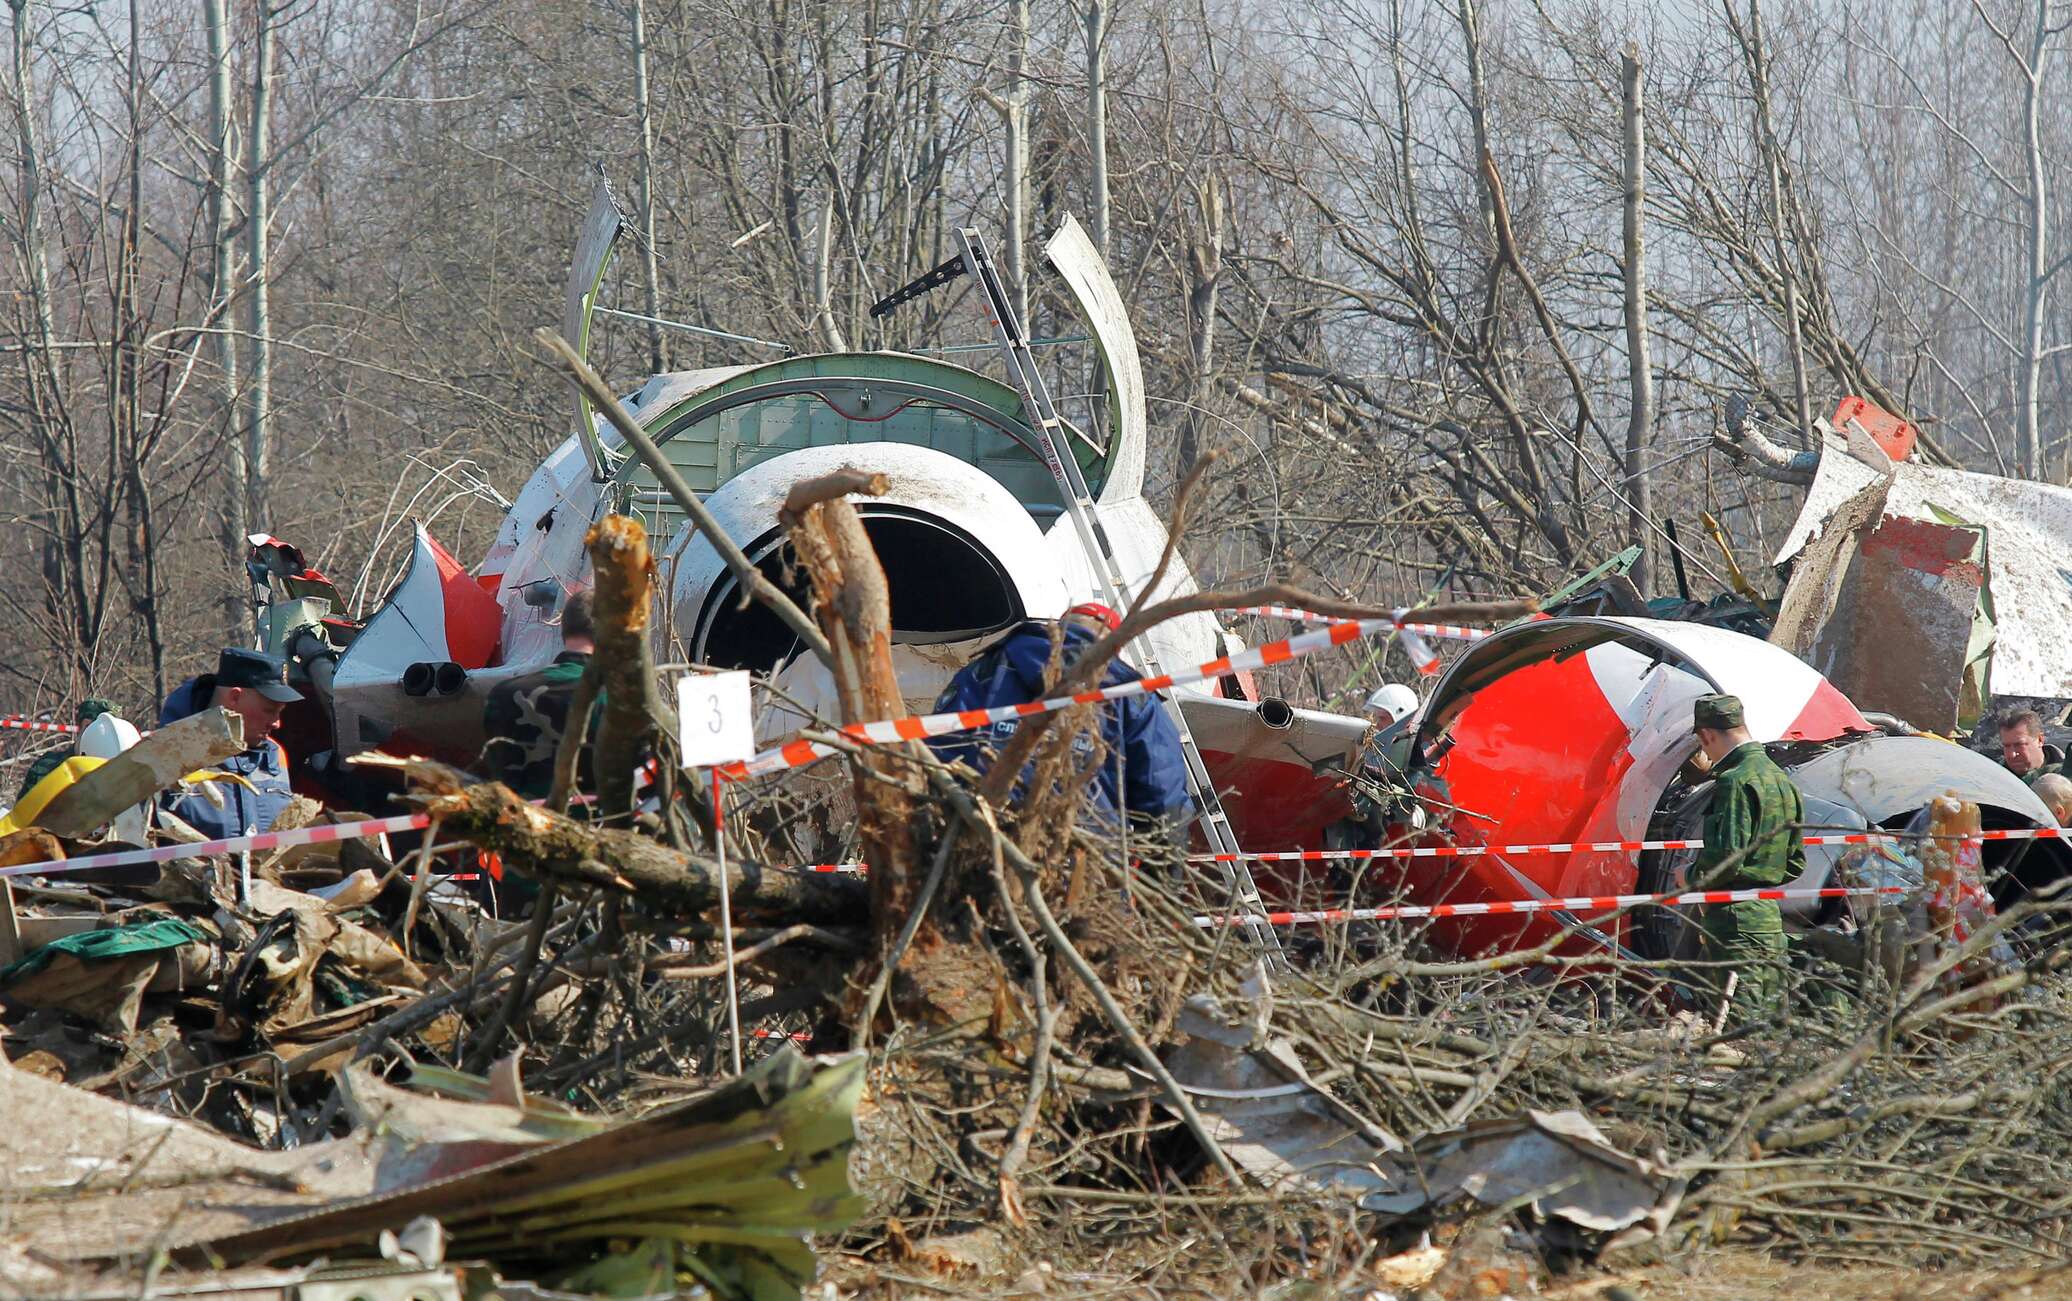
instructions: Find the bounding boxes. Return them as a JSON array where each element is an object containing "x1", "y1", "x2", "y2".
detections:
[
  {"x1": 1189, "y1": 826, "x2": 2072, "y2": 865},
  {"x1": 0, "y1": 716, "x2": 81, "y2": 735},
  {"x1": 1195, "y1": 883, "x2": 1913, "y2": 929},
  {"x1": 0, "y1": 812, "x2": 435, "y2": 880},
  {"x1": 722, "y1": 610, "x2": 1437, "y2": 780},
  {"x1": 1225, "y1": 606, "x2": 1495, "y2": 644}
]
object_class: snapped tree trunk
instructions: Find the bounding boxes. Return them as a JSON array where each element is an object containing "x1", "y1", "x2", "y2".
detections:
[
  {"x1": 777, "y1": 468, "x2": 920, "y2": 948},
  {"x1": 585, "y1": 514, "x2": 666, "y2": 824}
]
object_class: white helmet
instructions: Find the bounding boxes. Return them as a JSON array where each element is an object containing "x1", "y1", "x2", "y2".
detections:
[{"x1": 1365, "y1": 683, "x2": 1419, "y2": 721}]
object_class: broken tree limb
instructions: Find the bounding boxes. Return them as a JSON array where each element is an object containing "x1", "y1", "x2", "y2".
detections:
[
  {"x1": 586, "y1": 514, "x2": 662, "y2": 823},
  {"x1": 533, "y1": 327, "x2": 835, "y2": 671},
  {"x1": 778, "y1": 466, "x2": 924, "y2": 948},
  {"x1": 915, "y1": 754, "x2": 1244, "y2": 1186},
  {"x1": 416, "y1": 779, "x2": 867, "y2": 924}
]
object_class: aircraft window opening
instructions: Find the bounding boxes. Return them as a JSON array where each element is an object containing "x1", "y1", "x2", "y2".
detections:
[{"x1": 697, "y1": 508, "x2": 1024, "y2": 670}]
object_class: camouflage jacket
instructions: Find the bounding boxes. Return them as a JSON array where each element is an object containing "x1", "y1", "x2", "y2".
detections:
[
  {"x1": 481, "y1": 651, "x2": 593, "y2": 799},
  {"x1": 17, "y1": 746, "x2": 70, "y2": 801},
  {"x1": 1692, "y1": 741, "x2": 1806, "y2": 890}
]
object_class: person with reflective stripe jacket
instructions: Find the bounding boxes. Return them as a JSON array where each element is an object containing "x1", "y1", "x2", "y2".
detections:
[
  {"x1": 927, "y1": 604, "x2": 1193, "y2": 829},
  {"x1": 157, "y1": 649, "x2": 301, "y2": 841}
]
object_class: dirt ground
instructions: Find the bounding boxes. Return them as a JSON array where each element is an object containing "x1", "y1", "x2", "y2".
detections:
[
  {"x1": 820, "y1": 1243, "x2": 2072, "y2": 1300},
  {"x1": 1603, "y1": 1257, "x2": 2072, "y2": 1301}
]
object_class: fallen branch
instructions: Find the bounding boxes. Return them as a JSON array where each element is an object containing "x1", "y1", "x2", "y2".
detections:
[{"x1": 415, "y1": 779, "x2": 867, "y2": 924}]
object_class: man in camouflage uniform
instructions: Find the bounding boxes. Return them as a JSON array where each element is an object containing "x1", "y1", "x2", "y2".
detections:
[
  {"x1": 16, "y1": 698, "x2": 114, "y2": 800},
  {"x1": 1690, "y1": 692, "x2": 1805, "y2": 1025},
  {"x1": 481, "y1": 591, "x2": 595, "y2": 799}
]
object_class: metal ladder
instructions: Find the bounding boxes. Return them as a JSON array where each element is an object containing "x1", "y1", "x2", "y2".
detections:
[{"x1": 895, "y1": 228, "x2": 1286, "y2": 963}]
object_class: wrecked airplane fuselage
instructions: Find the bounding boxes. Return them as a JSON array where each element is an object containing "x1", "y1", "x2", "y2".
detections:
[
  {"x1": 261, "y1": 217, "x2": 1357, "y2": 854},
  {"x1": 1399, "y1": 615, "x2": 2062, "y2": 960}
]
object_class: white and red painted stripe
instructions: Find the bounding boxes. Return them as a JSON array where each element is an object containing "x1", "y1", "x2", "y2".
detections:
[
  {"x1": 1195, "y1": 883, "x2": 1914, "y2": 929},
  {"x1": 1190, "y1": 826, "x2": 2069, "y2": 865},
  {"x1": 721, "y1": 612, "x2": 1434, "y2": 779}
]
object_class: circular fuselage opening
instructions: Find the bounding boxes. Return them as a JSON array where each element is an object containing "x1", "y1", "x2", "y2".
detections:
[{"x1": 697, "y1": 507, "x2": 1026, "y2": 670}]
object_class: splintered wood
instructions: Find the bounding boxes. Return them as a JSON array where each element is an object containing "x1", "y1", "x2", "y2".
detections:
[
  {"x1": 779, "y1": 467, "x2": 923, "y2": 946},
  {"x1": 585, "y1": 514, "x2": 656, "y2": 822}
]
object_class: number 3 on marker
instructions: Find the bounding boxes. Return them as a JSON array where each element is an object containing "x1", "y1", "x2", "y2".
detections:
[{"x1": 677, "y1": 670, "x2": 753, "y2": 767}]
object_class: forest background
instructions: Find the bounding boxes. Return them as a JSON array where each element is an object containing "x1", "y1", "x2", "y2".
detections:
[{"x1": 3, "y1": 0, "x2": 2067, "y2": 716}]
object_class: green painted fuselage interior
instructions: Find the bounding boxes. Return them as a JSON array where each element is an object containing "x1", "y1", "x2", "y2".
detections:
[{"x1": 612, "y1": 352, "x2": 1106, "y2": 545}]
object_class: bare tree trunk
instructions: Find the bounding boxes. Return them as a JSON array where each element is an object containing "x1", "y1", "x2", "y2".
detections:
[
  {"x1": 2016, "y1": 0, "x2": 2049, "y2": 480},
  {"x1": 7, "y1": 0, "x2": 88, "y2": 667},
  {"x1": 121, "y1": 0, "x2": 164, "y2": 696},
  {"x1": 243, "y1": 0, "x2": 277, "y2": 535},
  {"x1": 813, "y1": 201, "x2": 845, "y2": 351},
  {"x1": 629, "y1": 0, "x2": 667, "y2": 374},
  {"x1": 6, "y1": 0, "x2": 55, "y2": 377},
  {"x1": 1081, "y1": 0, "x2": 1109, "y2": 258},
  {"x1": 1743, "y1": 0, "x2": 1813, "y2": 445},
  {"x1": 1180, "y1": 177, "x2": 1222, "y2": 476},
  {"x1": 203, "y1": 0, "x2": 244, "y2": 633},
  {"x1": 1004, "y1": 0, "x2": 1030, "y2": 326},
  {"x1": 1620, "y1": 46, "x2": 1654, "y2": 592}
]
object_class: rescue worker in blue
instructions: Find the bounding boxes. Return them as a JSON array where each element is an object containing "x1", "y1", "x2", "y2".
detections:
[
  {"x1": 158, "y1": 648, "x2": 301, "y2": 841},
  {"x1": 928, "y1": 603, "x2": 1192, "y2": 837}
]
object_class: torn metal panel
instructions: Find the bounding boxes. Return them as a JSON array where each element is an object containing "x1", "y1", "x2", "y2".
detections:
[
  {"x1": 560, "y1": 177, "x2": 629, "y2": 482},
  {"x1": 1043, "y1": 213, "x2": 1146, "y2": 501},
  {"x1": 1774, "y1": 478, "x2": 1993, "y2": 732},
  {"x1": 1777, "y1": 432, "x2": 2072, "y2": 699},
  {"x1": 34, "y1": 708, "x2": 243, "y2": 839},
  {"x1": 1788, "y1": 735, "x2": 2053, "y2": 828},
  {"x1": 1365, "y1": 1110, "x2": 1683, "y2": 1241},
  {"x1": 0, "y1": 1060, "x2": 384, "y2": 1260},
  {"x1": 180, "y1": 1048, "x2": 866, "y2": 1297},
  {"x1": 1162, "y1": 969, "x2": 1400, "y2": 1200}
]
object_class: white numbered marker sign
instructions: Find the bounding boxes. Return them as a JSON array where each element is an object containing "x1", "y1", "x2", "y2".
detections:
[{"x1": 676, "y1": 670, "x2": 754, "y2": 768}]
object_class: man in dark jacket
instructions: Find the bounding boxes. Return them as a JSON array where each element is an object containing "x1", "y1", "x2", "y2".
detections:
[
  {"x1": 1997, "y1": 708, "x2": 2067, "y2": 788},
  {"x1": 160, "y1": 649, "x2": 302, "y2": 841},
  {"x1": 928, "y1": 603, "x2": 1192, "y2": 830}
]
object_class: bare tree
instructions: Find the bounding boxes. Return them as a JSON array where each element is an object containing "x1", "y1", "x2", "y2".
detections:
[{"x1": 1621, "y1": 44, "x2": 1655, "y2": 589}]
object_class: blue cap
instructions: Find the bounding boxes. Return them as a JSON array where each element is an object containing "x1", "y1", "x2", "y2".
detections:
[{"x1": 215, "y1": 648, "x2": 302, "y2": 704}]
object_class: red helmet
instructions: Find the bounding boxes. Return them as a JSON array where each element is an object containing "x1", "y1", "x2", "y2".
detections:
[{"x1": 1064, "y1": 602, "x2": 1122, "y2": 631}]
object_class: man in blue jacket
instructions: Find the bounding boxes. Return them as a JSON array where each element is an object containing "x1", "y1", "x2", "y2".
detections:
[
  {"x1": 929, "y1": 603, "x2": 1193, "y2": 833},
  {"x1": 160, "y1": 648, "x2": 301, "y2": 841}
]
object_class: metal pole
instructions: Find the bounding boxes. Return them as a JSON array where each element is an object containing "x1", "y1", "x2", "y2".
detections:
[{"x1": 713, "y1": 768, "x2": 743, "y2": 1074}]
